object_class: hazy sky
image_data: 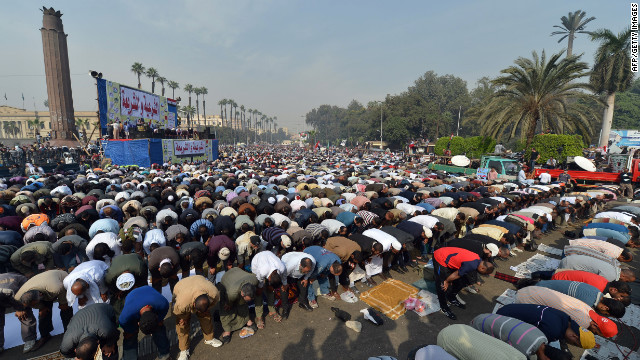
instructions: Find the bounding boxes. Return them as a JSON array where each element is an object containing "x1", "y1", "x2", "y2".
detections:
[{"x1": 0, "y1": 1, "x2": 632, "y2": 132}]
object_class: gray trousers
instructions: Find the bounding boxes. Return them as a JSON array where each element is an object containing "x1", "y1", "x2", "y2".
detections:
[{"x1": 0, "y1": 306, "x2": 37, "y2": 347}]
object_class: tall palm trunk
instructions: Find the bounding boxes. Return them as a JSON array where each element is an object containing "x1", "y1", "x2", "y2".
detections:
[
  {"x1": 567, "y1": 33, "x2": 574, "y2": 57},
  {"x1": 598, "y1": 93, "x2": 616, "y2": 148},
  {"x1": 196, "y1": 97, "x2": 200, "y2": 126},
  {"x1": 203, "y1": 100, "x2": 206, "y2": 127}
]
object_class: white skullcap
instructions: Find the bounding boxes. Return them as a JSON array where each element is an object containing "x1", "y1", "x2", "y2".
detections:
[
  {"x1": 486, "y1": 243, "x2": 499, "y2": 258},
  {"x1": 218, "y1": 247, "x2": 231, "y2": 260},
  {"x1": 116, "y1": 273, "x2": 135, "y2": 291}
]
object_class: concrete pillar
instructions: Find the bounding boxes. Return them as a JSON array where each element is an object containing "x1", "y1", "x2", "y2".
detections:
[{"x1": 40, "y1": 7, "x2": 76, "y2": 140}]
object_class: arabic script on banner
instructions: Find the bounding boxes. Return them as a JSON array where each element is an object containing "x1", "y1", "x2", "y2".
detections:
[
  {"x1": 120, "y1": 86, "x2": 160, "y2": 121},
  {"x1": 174, "y1": 140, "x2": 207, "y2": 155}
]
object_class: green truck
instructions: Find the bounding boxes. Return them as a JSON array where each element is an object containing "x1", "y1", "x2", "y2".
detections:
[{"x1": 428, "y1": 155, "x2": 521, "y2": 180}]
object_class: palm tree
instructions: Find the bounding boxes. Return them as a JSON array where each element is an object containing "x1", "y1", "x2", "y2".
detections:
[
  {"x1": 590, "y1": 27, "x2": 634, "y2": 147},
  {"x1": 75, "y1": 118, "x2": 88, "y2": 134},
  {"x1": 179, "y1": 106, "x2": 196, "y2": 125},
  {"x1": 131, "y1": 62, "x2": 145, "y2": 89},
  {"x1": 146, "y1": 68, "x2": 159, "y2": 93},
  {"x1": 183, "y1": 84, "x2": 194, "y2": 127},
  {"x1": 3, "y1": 121, "x2": 15, "y2": 138},
  {"x1": 240, "y1": 105, "x2": 246, "y2": 132},
  {"x1": 478, "y1": 50, "x2": 599, "y2": 146},
  {"x1": 261, "y1": 115, "x2": 267, "y2": 142},
  {"x1": 43, "y1": 99, "x2": 49, "y2": 108},
  {"x1": 551, "y1": 10, "x2": 596, "y2": 57},
  {"x1": 194, "y1": 87, "x2": 202, "y2": 125},
  {"x1": 218, "y1": 99, "x2": 227, "y2": 128},
  {"x1": 168, "y1": 81, "x2": 180, "y2": 99},
  {"x1": 156, "y1": 77, "x2": 167, "y2": 96},
  {"x1": 27, "y1": 118, "x2": 43, "y2": 138},
  {"x1": 200, "y1": 87, "x2": 208, "y2": 125}
]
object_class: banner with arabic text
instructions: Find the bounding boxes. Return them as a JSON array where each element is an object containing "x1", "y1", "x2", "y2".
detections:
[{"x1": 174, "y1": 140, "x2": 207, "y2": 155}]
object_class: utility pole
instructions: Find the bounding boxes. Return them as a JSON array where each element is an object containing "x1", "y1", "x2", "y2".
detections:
[{"x1": 456, "y1": 105, "x2": 461, "y2": 137}]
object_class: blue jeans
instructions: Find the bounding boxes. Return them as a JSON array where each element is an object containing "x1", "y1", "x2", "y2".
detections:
[
  {"x1": 122, "y1": 324, "x2": 170, "y2": 360},
  {"x1": 308, "y1": 275, "x2": 331, "y2": 301}
]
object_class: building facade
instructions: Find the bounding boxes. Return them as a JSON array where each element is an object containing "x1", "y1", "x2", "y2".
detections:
[{"x1": 0, "y1": 106, "x2": 99, "y2": 141}]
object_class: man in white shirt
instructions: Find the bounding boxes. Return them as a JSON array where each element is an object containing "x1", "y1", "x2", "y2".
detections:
[
  {"x1": 362, "y1": 228, "x2": 402, "y2": 279},
  {"x1": 539, "y1": 171, "x2": 552, "y2": 184},
  {"x1": 281, "y1": 252, "x2": 316, "y2": 311},
  {"x1": 62, "y1": 260, "x2": 109, "y2": 308},
  {"x1": 251, "y1": 251, "x2": 289, "y2": 326}
]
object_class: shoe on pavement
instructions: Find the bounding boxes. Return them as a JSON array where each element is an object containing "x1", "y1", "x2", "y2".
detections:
[
  {"x1": 464, "y1": 285, "x2": 478, "y2": 294},
  {"x1": 448, "y1": 299, "x2": 467, "y2": 309},
  {"x1": 299, "y1": 302, "x2": 314, "y2": 311},
  {"x1": 349, "y1": 286, "x2": 360, "y2": 294},
  {"x1": 321, "y1": 294, "x2": 337, "y2": 301},
  {"x1": 400, "y1": 265, "x2": 409, "y2": 272},
  {"x1": 205, "y1": 338, "x2": 223, "y2": 348},
  {"x1": 178, "y1": 350, "x2": 190, "y2": 360},
  {"x1": 455, "y1": 294, "x2": 466, "y2": 305},
  {"x1": 23, "y1": 341, "x2": 36, "y2": 354},
  {"x1": 309, "y1": 300, "x2": 319, "y2": 309},
  {"x1": 221, "y1": 334, "x2": 231, "y2": 345},
  {"x1": 440, "y1": 308, "x2": 457, "y2": 320}
]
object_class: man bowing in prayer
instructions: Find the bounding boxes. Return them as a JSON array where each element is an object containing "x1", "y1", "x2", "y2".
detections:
[{"x1": 173, "y1": 275, "x2": 222, "y2": 360}]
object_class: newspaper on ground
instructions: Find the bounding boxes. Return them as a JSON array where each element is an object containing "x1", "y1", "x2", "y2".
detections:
[
  {"x1": 510, "y1": 253, "x2": 561, "y2": 278},
  {"x1": 537, "y1": 243, "x2": 564, "y2": 257}
]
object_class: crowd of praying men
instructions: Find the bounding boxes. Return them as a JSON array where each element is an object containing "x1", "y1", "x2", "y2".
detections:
[{"x1": 0, "y1": 145, "x2": 637, "y2": 360}]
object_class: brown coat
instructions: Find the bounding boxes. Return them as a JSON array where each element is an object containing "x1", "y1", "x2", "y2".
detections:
[
  {"x1": 15, "y1": 269, "x2": 68, "y2": 306},
  {"x1": 324, "y1": 236, "x2": 361, "y2": 262},
  {"x1": 172, "y1": 275, "x2": 219, "y2": 316}
]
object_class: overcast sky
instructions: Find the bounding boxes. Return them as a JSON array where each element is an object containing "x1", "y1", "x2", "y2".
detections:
[{"x1": 0, "y1": 1, "x2": 631, "y2": 132}]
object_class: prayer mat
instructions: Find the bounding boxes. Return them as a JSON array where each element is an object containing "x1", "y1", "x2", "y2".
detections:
[
  {"x1": 494, "y1": 271, "x2": 520, "y2": 284},
  {"x1": 27, "y1": 352, "x2": 66, "y2": 360},
  {"x1": 359, "y1": 279, "x2": 418, "y2": 320}
]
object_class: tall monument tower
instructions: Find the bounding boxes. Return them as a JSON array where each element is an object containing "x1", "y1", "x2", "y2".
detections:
[{"x1": 40, "y1": 7, "x2": 76, "y2": 140}]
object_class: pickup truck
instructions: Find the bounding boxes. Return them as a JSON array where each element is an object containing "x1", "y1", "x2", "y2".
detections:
[
  {"x1": 533, "y1": 158, "x2": 640, "y2": 183},
  {"x1": 428, "y1": 155, "x2": 521, "y2": 180}
]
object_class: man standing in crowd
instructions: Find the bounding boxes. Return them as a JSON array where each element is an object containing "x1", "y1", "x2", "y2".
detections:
[{"x1": 172, "y1": 275, "x2": 222, "y2": 360}]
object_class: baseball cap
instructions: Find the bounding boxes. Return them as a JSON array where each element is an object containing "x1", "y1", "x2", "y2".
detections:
[
  {"x1": 589, "y1": 310, "x2": 618, "y2": 338},
  {"x1": 570, "y1": 319, "x2": 595, "y2": 349}
]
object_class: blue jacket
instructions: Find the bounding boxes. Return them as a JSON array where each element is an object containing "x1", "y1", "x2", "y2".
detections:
[
  {"x1": 304, "y1": 246, "x2": 340, "y2": 279},
  {"x1": 119, "y1": 286, "x2": 169, "y2": 333}
]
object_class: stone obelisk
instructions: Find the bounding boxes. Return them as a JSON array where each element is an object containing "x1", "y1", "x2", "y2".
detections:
[{"x1": 40, "y1": 7, "x2": 76, "y2": 140}]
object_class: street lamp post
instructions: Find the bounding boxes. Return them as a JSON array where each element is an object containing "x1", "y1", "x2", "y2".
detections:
[{"x1": 375, "y1": 101, "x2": 383, "y2": 149}]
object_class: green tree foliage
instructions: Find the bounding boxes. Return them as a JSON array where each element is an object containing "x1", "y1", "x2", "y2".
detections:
[
  {"x1": 527, "y1": 134, "x2": 585, "y2": 164},
  {"x1": 304, "y1": 71, "x2": 471, "y2": 148},
  {"x1": 612, "y1": 79, "x2": 640, "y2": 129},
  {"x1": 590, "y1": 27, "x2": 634, "y2": 147},
  {"x1": 433, "y1": 136, "x2": 496, "y2": 158},
  {"x1": 479, "y1": 51, "x2": 599, "y2": 146}
]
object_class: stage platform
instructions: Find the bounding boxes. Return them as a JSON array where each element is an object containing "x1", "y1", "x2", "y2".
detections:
[{"x1": 102, "y1": 138, "x2": 218, "y2": 167}]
